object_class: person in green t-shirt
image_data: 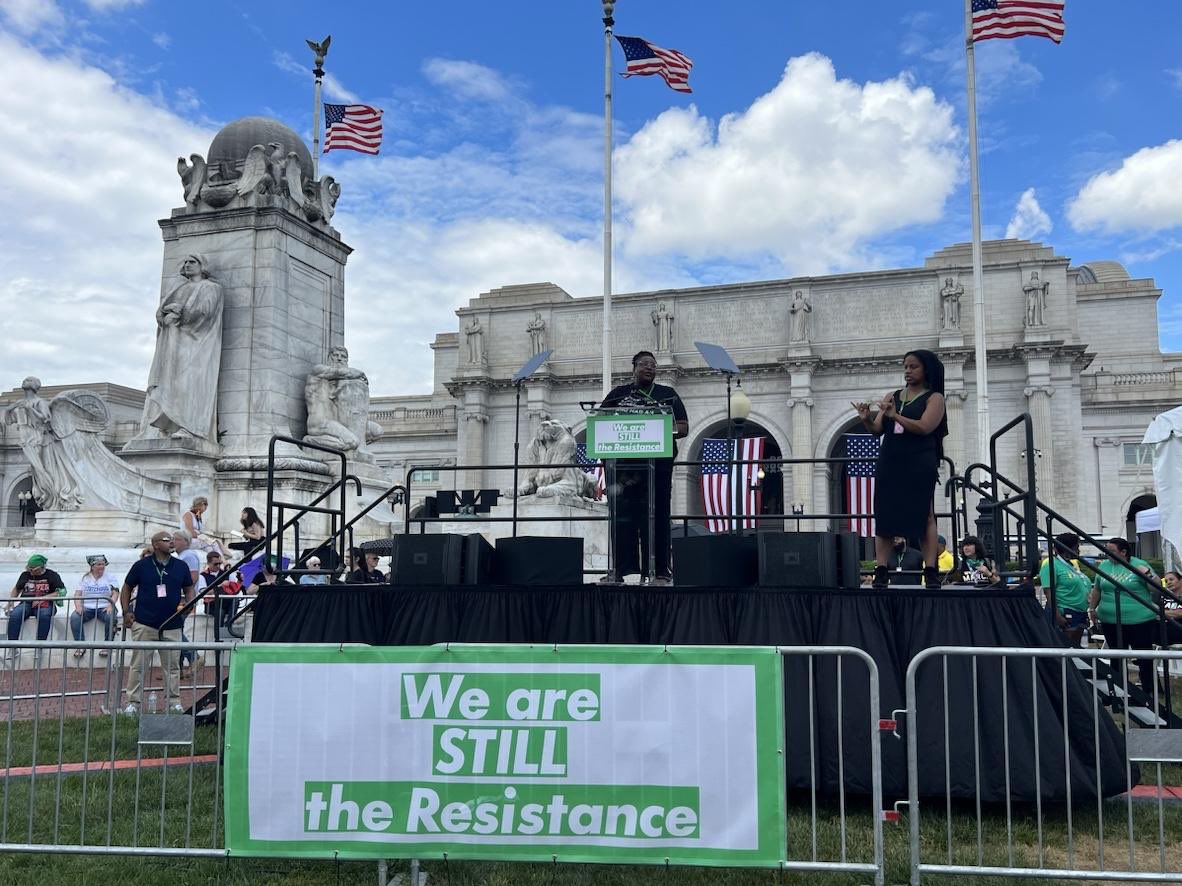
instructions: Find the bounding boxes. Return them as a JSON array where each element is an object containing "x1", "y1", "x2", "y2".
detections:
[
  {"x1": 1039, "y1": 533, "x2": 1091, "y2": 644},
  {"x1": 1087, "y1": 536, "x2": 1160, "y2": 694}
]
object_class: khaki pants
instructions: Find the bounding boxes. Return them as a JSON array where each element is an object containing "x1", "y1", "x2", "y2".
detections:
[{"x1": 125, "y1": 622, "x2": 182, "y2": 707}]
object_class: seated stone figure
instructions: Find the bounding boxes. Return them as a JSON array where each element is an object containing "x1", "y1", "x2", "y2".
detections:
[
  {"x1": 517, "y1": 420, "x2": 598, "y2": 501},
  {"x1": 304, "y1": 347, "x2": 382, "y2": 462}
]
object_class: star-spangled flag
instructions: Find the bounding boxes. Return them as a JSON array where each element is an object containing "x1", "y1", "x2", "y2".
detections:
[
  {"x1": 845, "y1": 434, "x2": 879, "y2": 538},
  {"x1": 575, "y1": 443, "x2": 606, "y2": 499},
  {"x1": 700, "y1": 437, "x2": 765, "y2": 533},
  {"x1": 971, "y1": 0, "x2": 1065, "y2": 44},
  {"x1": 615, "y1": 35, "x2": 694, "y2": 93},
  {"x1": 323, "y1": 103, "x2": 384, "y2": 155}
]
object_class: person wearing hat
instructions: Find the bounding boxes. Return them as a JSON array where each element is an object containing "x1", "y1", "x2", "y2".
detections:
[
  {"x1": 6, "y1": 554, "x2": 66, "y2": 642},
  {"x1": 70, "y1": 555, "x2": 118, "y2": 656},
  {"x1": 936, "y1": 535, "x2": 955, "y2": 577}
]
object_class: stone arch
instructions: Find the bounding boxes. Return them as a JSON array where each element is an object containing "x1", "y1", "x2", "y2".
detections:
[
  {"x1": 5, "y1": 475, "x2": 37, "y2": 528},
  {"x1": 823, "y1": 415, "x2": 874, "y2": 536},
  {"x1": 1123, "y1": 490, "x2": 1159, "y2": 559},
  {"x1": 682, "y1": 415, "x2": 786, "y2": 531}
]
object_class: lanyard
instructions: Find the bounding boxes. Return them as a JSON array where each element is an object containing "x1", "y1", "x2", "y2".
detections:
[
  {"x1": 634, "y1": 384, "x2": 658, "y2": 404},
  {"x1": 153, "y1": 560, "x2": 169, "y2": 585},
  {"x1": 899, "y1": 388, "x2": 926, "y2": 413}
]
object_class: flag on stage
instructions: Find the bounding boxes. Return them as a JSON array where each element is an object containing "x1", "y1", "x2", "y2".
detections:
[
  {"x1": 615, "y1": 35, "x2": 694, "y2": 93},
  {"x1": 575, "y1": 443, "x2": 606, "y2": 499},
  {"x1": 844, "y1": 434, "x2": 879, "y2": 538},
  {"x1": 323, "y1": 103, "x2": 384, "y2": 154},
  {"x1": 700, "y1": 437, "x2": 765, "y2": 533},
  {"x1": 971, "y1": 0, "x2": 1066, "y2": 44}
]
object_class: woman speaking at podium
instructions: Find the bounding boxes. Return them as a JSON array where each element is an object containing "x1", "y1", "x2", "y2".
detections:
[
  {"x1": 852, "y1": 350, "x2": 947, "y2": 590},
  {"x1": 600, "y1": 351, "x2": 689, "y2": 585}
]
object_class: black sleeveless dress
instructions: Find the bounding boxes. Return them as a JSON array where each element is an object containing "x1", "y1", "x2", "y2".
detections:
[{"x1": 872, "y1": 390, "x2": 944, "y2": 539}]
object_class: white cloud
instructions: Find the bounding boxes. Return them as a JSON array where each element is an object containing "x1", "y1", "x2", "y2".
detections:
[
  {"x1": 82, "y1": 0, "x2": 146, "y2": 9},
  {"x1": 1167, "y1": 69, "x2": 1182, "y2": 91},
  {"x1": 422, "y1": 58, "x2": 517, "y2": 103},
  {"x1": 1068, "y1": 140, "x2": 1182, "y2": 234},
  {"x1": 0, "y1": 0, "x2": 63, "y2": 32},
  {"x1": 614, "y1": 53, "x2": 962, "y2": 273},
  {"x1": 151, "y1": 32, "x2": 171, "y2": 50},
  {"x1": 1004, "y1": 188, "x2": 1052, "y2": 240},
  {"x1": 272, "y1": 51, "x2": 359, "y2": 104},
  {"x1": 0, "y1": 32, "x2": 214, "y2": 387}
]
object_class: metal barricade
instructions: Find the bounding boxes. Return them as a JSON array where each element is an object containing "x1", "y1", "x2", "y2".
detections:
[
  {"x1": 0, "y1": 639, "x2": 236, "y2": 858},
  {"x1": 902, "y1": 646, "x2": 1182, "y2": 884},
  {"x1": 778, "y1": 646, "x2": 886, "y2": 885}
]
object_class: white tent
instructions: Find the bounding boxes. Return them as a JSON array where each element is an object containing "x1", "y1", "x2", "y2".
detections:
[{"x1": 1142, "y1": 405, "x2": 1182, "y2": 559}]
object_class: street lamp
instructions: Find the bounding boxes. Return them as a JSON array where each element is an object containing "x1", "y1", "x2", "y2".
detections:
[
  {"x1": 791, "y1": 502, "x2": 805, "y2": 532},
  {"x1": 17, "y1": 491, "x2": 36, "y2": 527}
]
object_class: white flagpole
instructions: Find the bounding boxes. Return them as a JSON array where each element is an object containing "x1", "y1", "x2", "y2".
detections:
[
  {"x1": 964, "y1": 0, "x2": 990, "y2": 465},
  {"x1": 601, "y1": 1, "x2": 615, "y2": 399}
]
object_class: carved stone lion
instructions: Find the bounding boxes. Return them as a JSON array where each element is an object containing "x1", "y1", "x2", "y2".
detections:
[{"x1": 517, "y1": 420, "x2": 597, "y2": 500}]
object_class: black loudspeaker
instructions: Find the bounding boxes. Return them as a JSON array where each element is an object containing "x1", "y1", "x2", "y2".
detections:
[
  {"x1": 671, "y1": 534, "x2": 758, "y2": 587},
  {"x1": 461, "y1": 533, "x2": 496, "y2": 585},
  {"x1": 494, "y1": 537, "x2": 583, "y2": 586},
  {"x1": 833, "y1": 532, "x2": 863, "y2": 589},
  {"x1": 758, "y1": 532, "x2": 839, "y2": 588},
  {"x1": 390, "y1": 535, "x2": 463, "y2": 585}
]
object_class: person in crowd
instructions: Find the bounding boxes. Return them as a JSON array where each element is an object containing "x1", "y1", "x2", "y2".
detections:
[
  {"x1": 171, "y1": 531, "x2": 202, "y2": 673},
  {"x1": 119, "y1": 531, "x2": 193, "y2": 715},
  {"x1": 955, "y1": 536, "x2": 999, "y2": 587},
  {"x1": 229, "y1": 507, "x2": 266, "y2": 553},
  {"x1": 1039, "y1": 533, "x2": 1091, "y2": 644},
  {"x1": 299, "y1": 555, "x2": 329, "y2": 586},
  {"x1": 1088, "y1": 537, "x2": 1159, "y2": 694},
  {"x1": 250, "y1": 556, "x2": 293, "y2": 589},
  {"x1": 70, "y1": 554, "x2": 117, "y2": 656},
  {"x1": 201, "y1": 550, "x2": 243, "y2": 639},
  {"x1": 936, "y1": 535, "x2": 955, "y2": 576},
  {"x1": 852, "y1": 350, "x2": 948, "y2": 589},
  {"x1": 180, "y1": 495, "x2": 231, "y2": 557},
  {"x1": 1162, "y1": 570, "x2": 1182, "y2": 644},
  {"x1": 599, "y1": 350, "x2": 689, "y2": 586},
  {"x1": 6, "y1": 553, "x2": 66, "y2": 642},
  {"x1": 348, "y1": 550, "x2": 386, "y2": 584},
  {"x1": 886, "y1": 536, "x2": 924, "y2": 583}
]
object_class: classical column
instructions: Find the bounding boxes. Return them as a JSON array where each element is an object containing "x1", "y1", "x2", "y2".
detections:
[
  {"x1": 456, "y1": 386, "x2": 490, "y2": 492},
  {"x1": 943, "y1": 390, "x2": 968, "y2": 476},
  {"x1": 1024, "y1": 384, "x2": 1055, "y2": 505},
  {"x1": 787, "y1": 397, "x2": 815, "y2": 528}
]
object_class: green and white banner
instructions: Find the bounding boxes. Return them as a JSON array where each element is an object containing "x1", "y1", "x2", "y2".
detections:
[{"x1": 224, "y1": 644, "x2": 786, "y2": 866}]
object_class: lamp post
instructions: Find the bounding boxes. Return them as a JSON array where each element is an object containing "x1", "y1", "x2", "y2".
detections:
[{"x1": 18, "y1": 491, "x2": 35, "y2": 527}]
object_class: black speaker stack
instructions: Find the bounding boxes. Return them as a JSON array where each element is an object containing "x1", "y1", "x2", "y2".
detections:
[
  {"x1": 385, "y1": 534, "x2": 582, "y2": 586},
  {"x1": 672, "y1": 531, "x2": 861, "y2": 589}
]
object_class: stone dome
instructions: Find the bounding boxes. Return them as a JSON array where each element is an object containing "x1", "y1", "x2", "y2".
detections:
[{"x1": 208, "y1": 116, "x2": 314, "y2": 179}]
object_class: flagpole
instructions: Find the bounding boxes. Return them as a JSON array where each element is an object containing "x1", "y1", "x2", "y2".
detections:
[
  {"x1": 601, "y1": 1, "x2": 615, "y2": 399},
  {"x1": 308, "y1": 37, "x2": 330, "y2": 178},
  {"x1": 964, "y1": 0, "x2": 989, "y2": 465}
]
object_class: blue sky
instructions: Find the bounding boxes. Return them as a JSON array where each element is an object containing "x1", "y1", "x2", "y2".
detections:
[{"x1": 1, "y1": 0, "x2": 1180, "y2": 393}]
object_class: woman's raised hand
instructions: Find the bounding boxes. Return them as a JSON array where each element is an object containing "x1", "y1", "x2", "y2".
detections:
[
  {"x1": 851, "y1": 401, "x2": 871, "y2": 421},
  {"x1": 879, "y1": 393, "x2": 897, "y2": 418}
]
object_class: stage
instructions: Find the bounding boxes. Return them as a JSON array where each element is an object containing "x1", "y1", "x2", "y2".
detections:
[{"x1": 250, "y1": 583, "x2": 1133, "y2": 801}]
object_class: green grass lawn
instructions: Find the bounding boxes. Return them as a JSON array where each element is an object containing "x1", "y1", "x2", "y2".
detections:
[{"x1": 0, "y1": 717, "x2": 1179, "y2": 885}]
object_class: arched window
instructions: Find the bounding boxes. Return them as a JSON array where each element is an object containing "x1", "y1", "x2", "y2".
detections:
[
  {"x1": 1126, "y1": 494, "x2": 1160, "y2": 560},
  {"x1": 684, "y1": 419, "x2": 784, "y2": 531},
  {"x1": 6, "y1": 477, "x2": 37, "y2": 528}
]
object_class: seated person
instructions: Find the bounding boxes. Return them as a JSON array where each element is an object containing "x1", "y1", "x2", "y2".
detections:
[
  {"x1": 229, "y1": 507, "x2": 266, "y2": 553},
  {"x1": 885, "y1": 536, "x2": 924, "y2": 585},
  {"x1": 954, "y1": 536, "x2": 1000, "y2": 588},
  {"x1": 299, "y1": 555, "x2": 330, "y2": 585},
  {"x1": 936, "y1": 535, "x2": 955, "y2": 577},
  {"x1": 349, "y1": 550, "x2": 386, "y2": 584},
  {"x1": 6, "y1": 554, "x2": 65, "y2": 642},
  {"x1": 1039, "y1": 532, "x2": 1091, "y2": 644}
]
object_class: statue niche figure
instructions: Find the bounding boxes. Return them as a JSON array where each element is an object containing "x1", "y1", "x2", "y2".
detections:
[
  {"x1": 940, "y1": 277, "x2": 963, "y2": 330},
  {"x1": 1023, "y1": 271, "x2": 1049, "y2": 328},
  {"x1": 651, "y1": 302, "x2": 674, "y2": 352},
  {"x1": 517, "y1": 420, "x2": 598, "y2": 501},
  {"x1": 789, "y1": 290, "x2": 812, "y2": 343},
  {"x1": 526, "y1": 313, "x2": 546, "y2": 356},
  {"x1": 138, "y1": 253, "x2": 224, "y2": 443},
  {"x1": 1, "y1": 377, "x2": 82, "y2": 511},
  {"x1": 304, "y1": 346, "x2": 382, "y2": 463},
  {"x1": 464, "y1": 316, "x2": 484, "y2": 364}
]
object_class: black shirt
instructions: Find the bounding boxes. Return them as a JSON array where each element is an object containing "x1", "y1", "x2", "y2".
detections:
[
  {"x1": 349, "y1": 568, "x2": 386, "y2": 584},
  {"x1": 888, "y1": 548, "x2": 924, "y2": 572},
  {"x1": 12, "y1": 569, "x2": 66, "y2": 608},
  {"x1": 600, "y1": 382, "x2": 689, "y2": 467}
]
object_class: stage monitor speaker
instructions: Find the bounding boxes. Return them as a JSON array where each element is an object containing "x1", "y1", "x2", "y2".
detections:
[
  {"x1": 672, "y1": 534, "x2": 758, "y2": 587},
  {"x1": 833, "y1": 531, "x2": 863, "y2": 589},
  {"x1": 494, "y1": 536, "x2": 583, "y2": 586},
  {"x1": 758, "y1": 532, "x2": 838, "y2": 588},
  {"x1": 390, "y1": 535, "x2": 463, "y2": 585},
  {"x1": 461, "y1": 533, "x2": 496, "y2": 585}
]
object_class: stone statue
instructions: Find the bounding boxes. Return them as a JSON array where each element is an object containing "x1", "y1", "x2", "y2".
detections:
[
  {"x1": 465, "y1": 316, "x2": 484, "y2": 364},
  {"x1": 651, "y1": 302, "x2": 674, "y2": 352},
  {"x1": 2, "y1": 380, "x2": 175, "y2": 517},
  {"x1": 940, "y1": 277, "x2": 963, "y2": 330},
  {"x1": 138, "y1": 254, "x2": 224, "y2": 443},
  {"x1": 176, "y1": 154, "x2": 206, "y2": 206},
  {"x1": 517, "y1": 420, "x2": 598, "y2": 500},
  {"x1": 526, "y1": 312, "x2": 546, "y2": 356},
  {"x1": 789, "y1": 290, "x2": 812, "y2": 343},
  {"x1": 1023, "y1": 271, "x2": 1049, "y2": 328},
  {"x1": 1, "y1": 377, "x2": 82, "y2": 510},
  {"x1": 303, "y1": 346, "x2": 383, "y2": 463}
]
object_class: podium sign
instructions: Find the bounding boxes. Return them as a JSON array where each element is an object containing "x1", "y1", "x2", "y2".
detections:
[{"x1": 586, "y1": 414, "x2": 673, "y2": 459}]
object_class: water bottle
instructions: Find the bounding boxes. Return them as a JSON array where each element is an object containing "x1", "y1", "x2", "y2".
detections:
[{"x1": 148, "y1": 691, "x2": 158, "y2": 714}]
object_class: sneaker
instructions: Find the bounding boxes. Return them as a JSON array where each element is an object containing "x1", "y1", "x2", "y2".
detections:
[
  {"x1": 169, "y1": 703, "x2": 186, "y2": 714},
  {"x1": 121, "y1": 704, "x2": 139, "y2": 717},
  {"x1": 648, "y1": 575, "x2": 672, "y2": 587}
]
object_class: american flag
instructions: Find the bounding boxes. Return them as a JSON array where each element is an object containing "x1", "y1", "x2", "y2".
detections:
[
  {"x1": 971, "y1": 0, "x2": 1066, "y2": 44},
  {"x1": 615, "y1": 35, "x2": 694, "y2": 94},
  {"x1": 575, "y1": 443, "x2": 606, "y2": 499},
  {"x1": 700, "y1": 437, "x2": 765, "y2": 533},
  {"x1": 323, "y1": 103, "x2": 384, "y2": 155},
  {"x1": 845, "y1": 434, "x2": 879, "y2": 538}
]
